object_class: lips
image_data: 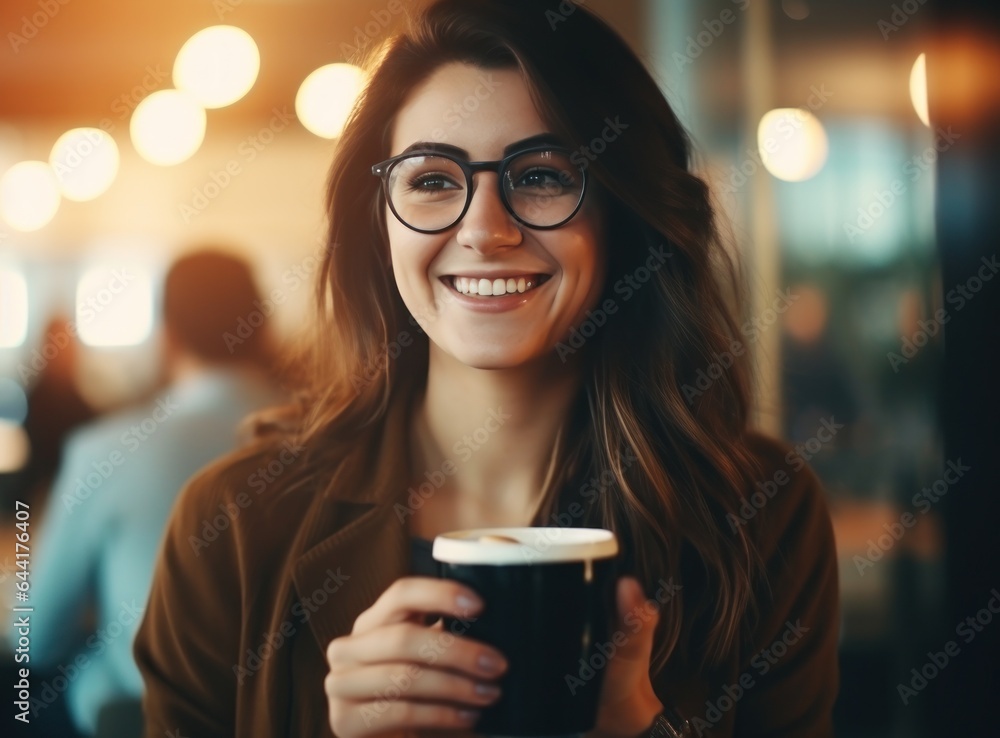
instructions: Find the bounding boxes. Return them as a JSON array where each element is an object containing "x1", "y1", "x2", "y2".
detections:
[{"x1": 444, "y1": 274, "x2": 551, "y2": 296}]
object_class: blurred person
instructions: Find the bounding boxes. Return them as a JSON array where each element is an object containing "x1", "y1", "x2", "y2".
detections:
[
  {"x1": 17, "y1": 250, "x2": 281, "y2": 737},
  {"x1": 0, "y1": 315, "x2": 97, "y2": 509},
  {"x1": 136, "y1": 3, "x2": 839, "y2": 737}
]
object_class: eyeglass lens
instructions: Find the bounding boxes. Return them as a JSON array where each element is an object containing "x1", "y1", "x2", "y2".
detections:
[{"x1": 385, "y1": 149, "x2": 583, "y2": 231}]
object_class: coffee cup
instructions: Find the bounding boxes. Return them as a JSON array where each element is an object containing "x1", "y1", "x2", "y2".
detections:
[{"x1": 432, "y1": 526, "x2": 619, "y2": 736}]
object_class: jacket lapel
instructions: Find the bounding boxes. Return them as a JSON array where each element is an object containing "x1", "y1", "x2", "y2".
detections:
[{"x1": 290, "y1": 387, "x2": 417, "y2": 653}]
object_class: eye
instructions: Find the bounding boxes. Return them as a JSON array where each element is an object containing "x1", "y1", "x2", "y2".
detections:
[
  {"x1": 513, "y1": 167, "x2": 567, "y2": 190},
  {"x1": 405, "y1": 173, "x2": 463, "y2": 192}
]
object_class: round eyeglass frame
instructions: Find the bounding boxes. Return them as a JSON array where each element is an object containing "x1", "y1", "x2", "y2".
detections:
[{"x1": 370, "y1": 144, "x2": 588, "y2": 234}]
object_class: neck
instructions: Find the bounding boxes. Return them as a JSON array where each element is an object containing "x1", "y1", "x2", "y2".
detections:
[{"x1": 409, "y1": 345, "x2": 585, "y2": 520}]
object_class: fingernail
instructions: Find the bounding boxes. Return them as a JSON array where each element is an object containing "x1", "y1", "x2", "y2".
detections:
[
  {"x1": 458, "y1": 709, "x2": 480, "y2": 723},
  {"x1": 477, "y1": 652, "x2": 506, "y2": 673},
  {"x1": 456, "y1": 593, "x2": 482, "y2": 612},
  {"x1": 475, "y1": 682, "x2": 501, "y2": 698}
]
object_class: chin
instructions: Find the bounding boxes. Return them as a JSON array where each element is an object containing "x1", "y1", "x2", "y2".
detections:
[{"x1": 441, "y1": 341, "x2": 544, "y2": 371}]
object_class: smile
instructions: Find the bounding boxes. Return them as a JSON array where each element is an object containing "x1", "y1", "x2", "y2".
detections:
[{"x1": 445, "y1": 274, "x2": 552, "y2": 296}]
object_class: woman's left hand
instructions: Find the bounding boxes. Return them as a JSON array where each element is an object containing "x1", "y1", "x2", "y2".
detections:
[{"x1": 587, "y1": 577, "x2": 665, "y2": 738}]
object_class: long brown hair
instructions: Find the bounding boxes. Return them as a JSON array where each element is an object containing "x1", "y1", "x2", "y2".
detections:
[{"x1": 271, "y1": 0, "x2": 764, "y2": 675}]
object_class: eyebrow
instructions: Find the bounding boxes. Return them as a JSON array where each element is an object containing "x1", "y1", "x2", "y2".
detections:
[{"x1": 398, "y1": 133, "x2": 565, "y2": 159}]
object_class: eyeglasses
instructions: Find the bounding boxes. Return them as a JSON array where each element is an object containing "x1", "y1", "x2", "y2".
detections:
[{"x1": 371, "y1": 145, "x2": 587, "y2": 234}]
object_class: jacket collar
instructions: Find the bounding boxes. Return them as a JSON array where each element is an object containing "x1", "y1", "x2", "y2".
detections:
[{"x1": 290, "y1": 387, "x2": 418, "y2": 650}]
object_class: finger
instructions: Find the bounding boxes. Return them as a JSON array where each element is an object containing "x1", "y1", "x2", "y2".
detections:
[
  {"x1": 329, "y1": 696, "x2": 481, "y2": 738},
  {"x1": 325, "y1": 663, "x2": 502, "y2": 708},
  {"x1": 326, "y1": 622, "x2": 508, "y2": 680},
  {"x1": 352, "y1": 577, "x2": 483, "y2": 635},
  {"x1": 615, "y1": 577, "x2": 658, "y2": 658}
]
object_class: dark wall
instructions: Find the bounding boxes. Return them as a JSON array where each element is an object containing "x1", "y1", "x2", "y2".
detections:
[{"x1": 930, "y1": 0, "x2": 1000, "y2": 733}]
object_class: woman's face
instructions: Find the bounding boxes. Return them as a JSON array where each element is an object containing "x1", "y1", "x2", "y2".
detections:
[{"x1": 385, "y1": 62, "x2": 607, "y2": 370}]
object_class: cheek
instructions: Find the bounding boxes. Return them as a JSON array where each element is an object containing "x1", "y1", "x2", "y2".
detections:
[
  {"x1": 563, "y1": 228, "x2": 607, "y2": 298},
  {"x1": 387, "y1": 229, "x2": 438, "y2": 302}
]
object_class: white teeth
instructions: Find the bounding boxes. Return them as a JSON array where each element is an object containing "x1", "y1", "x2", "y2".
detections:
[{"x1": 450, "y1": 275, "x2": 544, "y2": 296}]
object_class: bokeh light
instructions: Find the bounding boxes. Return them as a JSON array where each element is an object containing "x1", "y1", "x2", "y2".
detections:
[
  {"x1": 295, "y1": 63, "x2": 365, "y2": 139},
  {"x1": 910, "y1": 53, "x2": 931, "y2": 127},
  {"x1": 758, "y1": 108, "x2": 829, "y2": 182},
  {"x1": 0, "y1": 268, "x2": 29, "y2": 348},
  {"x1": 0, "y1": 161, "x2": 61, "y2": 231},
  {"x1": 130, "y1": 89, "x2": 206, "y2": 166},
  {"x1": 76, "y1": 264, "x2": 154, "y2": 346},
  {"x1": 174, "y1": 26, "x2": 260, "y2": 109},
  {"x1": 782, "y1": 0, "x2": 811, "y2": 21},
  {"x1": 49, "y1": 127, "x2": 120, "y2": 201}
]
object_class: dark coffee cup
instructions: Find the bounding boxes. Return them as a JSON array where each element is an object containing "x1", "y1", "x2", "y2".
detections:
[{"x1": 432, "y1": 527, "x2": 619, "y2": 737}]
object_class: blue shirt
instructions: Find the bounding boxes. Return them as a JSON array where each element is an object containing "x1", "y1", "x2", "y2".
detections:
[{"x1": 19, "y1": 368, "x2": 276, "y2": 734}]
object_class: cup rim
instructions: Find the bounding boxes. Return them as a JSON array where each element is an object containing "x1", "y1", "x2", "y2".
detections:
[{"x1": 431, "y1": 526, "x2": 618, "y2": 565}]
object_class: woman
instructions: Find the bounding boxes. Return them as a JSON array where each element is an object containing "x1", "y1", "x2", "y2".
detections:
[{"x1": 134, "y1": 1, "x2": 839, "y2": 736}]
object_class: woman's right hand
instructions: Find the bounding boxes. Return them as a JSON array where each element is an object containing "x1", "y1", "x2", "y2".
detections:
[{"x1": 325, "y1": 576, "x2": 508, "y2": 738}]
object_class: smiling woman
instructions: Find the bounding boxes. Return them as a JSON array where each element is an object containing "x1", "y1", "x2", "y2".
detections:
[
  {"x1": 133, "y1": 1, "x2": 839, "y2": 737},
  {"x1": 382, "y1": 62, "x2": 607, "y2": 370}
]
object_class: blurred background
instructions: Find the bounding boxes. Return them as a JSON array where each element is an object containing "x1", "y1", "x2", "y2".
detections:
[{"x1": 1, "y1": 1, "x2": 997, "y2": 736}]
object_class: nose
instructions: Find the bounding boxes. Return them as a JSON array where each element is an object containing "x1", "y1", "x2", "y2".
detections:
[{"x1": 455, "y1": 172, "x2": 523, "y2": 253}]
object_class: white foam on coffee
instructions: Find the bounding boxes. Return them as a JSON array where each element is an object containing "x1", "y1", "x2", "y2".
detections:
[{"x1": 431, "y1": 527, "x2": 618, "y2": 565}]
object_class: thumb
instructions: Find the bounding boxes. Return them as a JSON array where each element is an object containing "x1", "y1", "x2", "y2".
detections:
[{"x1": 616, "y1": 576, "x2": 659, "y2": 640}]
